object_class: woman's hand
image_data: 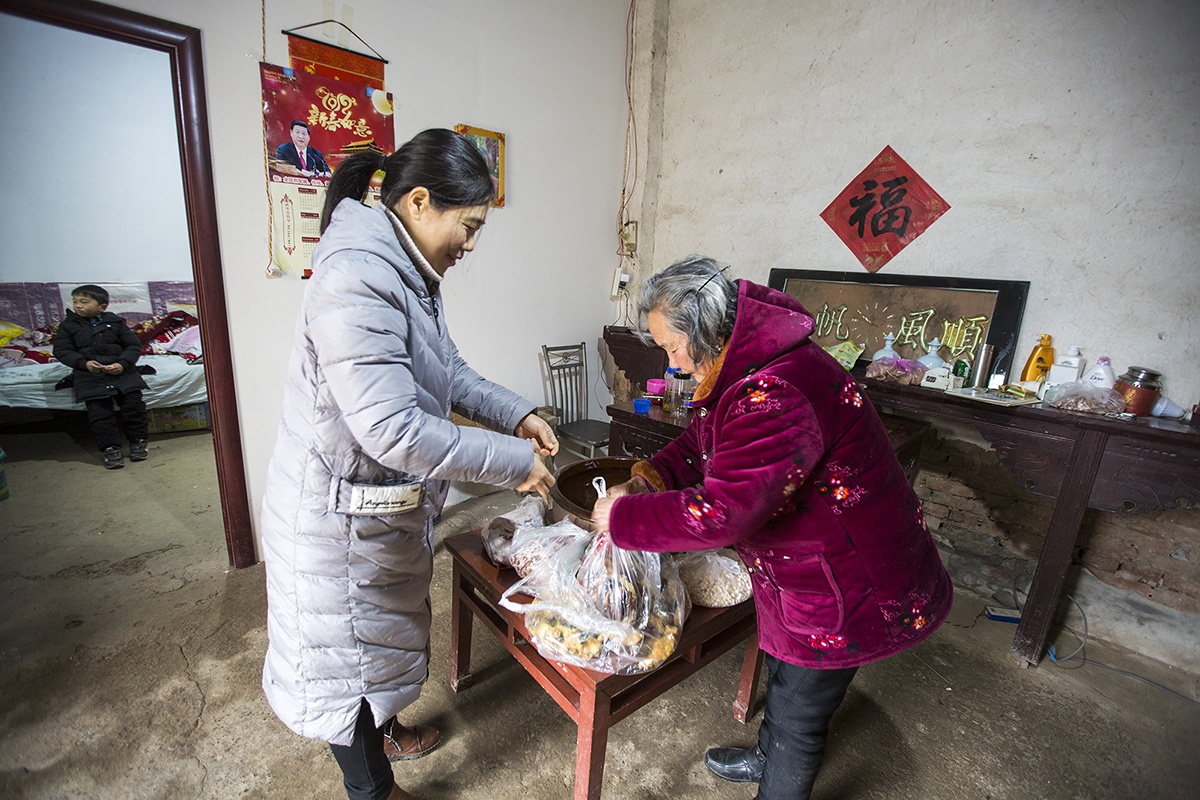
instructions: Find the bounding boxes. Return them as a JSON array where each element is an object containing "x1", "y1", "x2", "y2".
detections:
[
  {"x1": 590, "y1": 478, "x2": 646, "y2": 532},
  {"x1": 591, "y1": 496, "x2": 617, "y2": 532},
  {"x1": 515, "y1": 413, "x2": 559, "y2": 457},
  {"x1": 515, "y1": 449, "x2": 556, "y2": 501}
]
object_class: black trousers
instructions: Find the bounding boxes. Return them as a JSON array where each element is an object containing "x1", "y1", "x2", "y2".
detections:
[
  {"x1": 329, "y1": 699, "x2": 394, "y2": 800},
  {"x1": 84, "y1": 390, "x2": 148, "y2": 452},
  {"x1": 755, "y1": 654, "x2": 858, "y2": 800}
]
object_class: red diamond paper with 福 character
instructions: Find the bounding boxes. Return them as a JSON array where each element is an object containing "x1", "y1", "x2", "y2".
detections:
[{"x1": 821, "y1": 146, "x2": 950, "y2": 273}]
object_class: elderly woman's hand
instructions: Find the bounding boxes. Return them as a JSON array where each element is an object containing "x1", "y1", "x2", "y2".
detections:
[
  {"x1": 515, "y1": 413, "x2": 559, "y2": 457},
  {"x1": 590, "y1": 478, "x2": 647, "y2": 532},
  {"x1": 591, "y1": 496, "x2": 617, "y2": 532}
]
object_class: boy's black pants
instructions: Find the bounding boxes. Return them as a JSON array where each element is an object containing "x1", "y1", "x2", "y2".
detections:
[{"x1": 85, "y1": 390, "x2": 148, "y2": 451}]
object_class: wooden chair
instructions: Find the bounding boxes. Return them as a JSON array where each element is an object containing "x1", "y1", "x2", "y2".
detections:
[{"x1": 542, "y1": 343, "x2": 610, "y2": 460}]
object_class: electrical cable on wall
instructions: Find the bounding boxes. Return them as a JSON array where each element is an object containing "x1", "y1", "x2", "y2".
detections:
[
  {"x1": 261, "y1": 0, "x2": 283, "y2": 278},
  {"x1": 614, "y1": 0, "x2": 639, "y2": 279}
]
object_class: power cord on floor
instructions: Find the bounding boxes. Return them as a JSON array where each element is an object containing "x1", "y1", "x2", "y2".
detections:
[
  {"x1": 1042, "y1": 593, "x2": 1200, "y2": 707},
  {"x1": 945, "y1": 610, "x2": 985, "y2": 629}
]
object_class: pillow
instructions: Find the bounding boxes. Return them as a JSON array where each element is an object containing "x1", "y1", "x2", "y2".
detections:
[
  {"x1": 165, "y1": 325, "x2": 203, "y2": 357},
  {"x1": 0, "y1": 320, "x2": 26, "y2": 348}
]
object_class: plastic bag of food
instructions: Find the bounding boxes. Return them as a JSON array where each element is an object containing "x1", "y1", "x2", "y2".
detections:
[
  {"x1": 865, "y1": 356, "x2": 928, "y2": 385},
  {"x1": 675, "y1": 549, "x2": 753, "y2": 607},
  {"x1": 481, "y1": 494, "x2": 549, "y2": 567},
  {"x1": 1044, "y1": 381, "x2": 1127, "y2": 415},
  {"x1": 500, "y1": 530, "x2": 690, "y2": 675},
  {"x1": 507, "y1": 518, "x2": 592, "y2": 581}
]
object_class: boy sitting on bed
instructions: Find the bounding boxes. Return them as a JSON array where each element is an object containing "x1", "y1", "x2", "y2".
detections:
[{"x1": 52, "y1": 285, "x2": 150, "y2": 469}]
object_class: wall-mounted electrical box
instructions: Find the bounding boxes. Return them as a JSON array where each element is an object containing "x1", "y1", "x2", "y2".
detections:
[
  {"x1": 611, "y1": 266, "x2": 630, "y2": 298},
  {"x1": 621, "y1": 221, "x2": 638, "y2": 253}
]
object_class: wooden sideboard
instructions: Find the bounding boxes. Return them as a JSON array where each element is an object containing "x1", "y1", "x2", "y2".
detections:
[
  {"x1": 858, "y1": 376, "x2": 1200, "y2": 666},
  {"x1": 607, "y1": 382, "x2": 1200, "y2": 667},
  {"x1": 603, "y1": 326, "x2": 667, "y2": 393}
]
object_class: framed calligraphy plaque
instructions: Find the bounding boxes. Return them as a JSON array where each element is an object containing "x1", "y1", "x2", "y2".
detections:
[
  {"x1": 821, "y1": 146, "x2": 950, "y2": 273},
  {"x1": 767, "y1": 269, "x2": 1029, "y2": 380}
]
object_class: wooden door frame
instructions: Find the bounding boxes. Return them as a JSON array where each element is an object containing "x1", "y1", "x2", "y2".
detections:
[{"x1": 1, "y1": 0, "x2": 256, "y2": 567}]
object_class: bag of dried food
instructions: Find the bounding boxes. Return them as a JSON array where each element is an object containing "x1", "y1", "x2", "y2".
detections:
[
  {"x1": 500, "y1": 530, "x2": 690, "y2": 675},
  {"x1": 1043, "y1": 381, "x2": 1127, "y2": 416},
  {"x1": 507, "y1": 517, "x2": 593, "y2": 581},
  {"x1": 481, "y1": 494, "x2": 549, "y2": 567},
  {"x1": 675, "y1": 549, "x2": 753, "y2": 607}
]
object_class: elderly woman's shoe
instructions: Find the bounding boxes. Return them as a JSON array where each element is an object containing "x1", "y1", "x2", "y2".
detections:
[
  {"x1": 704, "y1": 745, "x2": 766, "y2": 782},
  {"x1": 383, "y1": 719, "x2": 442, "y2": 761},
  {"x1": 386, "y1": 784, "x2": 423, "y2": 800}
]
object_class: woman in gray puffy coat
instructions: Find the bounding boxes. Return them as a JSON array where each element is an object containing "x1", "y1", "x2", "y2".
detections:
[{"x1": 261, "y1": 129, "x2": 558, "y2": 800}]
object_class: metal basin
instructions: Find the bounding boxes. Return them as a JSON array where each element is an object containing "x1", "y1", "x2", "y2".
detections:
[{"x1": 549, "y1": 457, "x2": 637, "y2": 526}]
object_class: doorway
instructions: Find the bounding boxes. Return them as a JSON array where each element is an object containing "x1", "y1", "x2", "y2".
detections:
[{"x1": 0, "y1": 0, "x2": 254, "y2": 566}]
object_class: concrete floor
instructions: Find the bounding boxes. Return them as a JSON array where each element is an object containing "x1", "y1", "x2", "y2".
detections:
[{"x1": 1, "y1": 422, "x2": 1197, "y2": 800}]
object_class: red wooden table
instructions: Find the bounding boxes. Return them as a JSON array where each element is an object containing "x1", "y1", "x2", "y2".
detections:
[{"x1": 446, "y1": 531, "x2": 760, "y2": 800}]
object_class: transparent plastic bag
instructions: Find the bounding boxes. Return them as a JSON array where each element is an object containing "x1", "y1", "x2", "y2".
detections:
[
  {"x1": 1044, "y1": 381, "x2": 1127, "y2": 415},
  {"x1": 501, "y1": 530, "x2": 690, "y2": 675},
  {"x1": 675, "y1": 549, "x2": 753, "y2": 607},
  {"x1": 507, "y1": 518, "x2": 592, "y2": 581},
  {"x1": 865, "y1": 356, "x2": 928, "y2": 385},
  {"x1": 481, "y1": 494, "x2": 549, "y2": 567}
]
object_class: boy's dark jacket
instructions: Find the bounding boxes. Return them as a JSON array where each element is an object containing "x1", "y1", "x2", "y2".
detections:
[{"x1": 52, "y1": 310, "x2": 149, "y2": 402}]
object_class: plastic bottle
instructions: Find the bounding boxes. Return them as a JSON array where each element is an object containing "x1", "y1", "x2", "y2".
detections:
[
  {"x1": 673, "y1": 372, "x2": 697, "y2": 418},
  {"x1": 1020, "y1": 334, "x2": 1055, "y2": 382},
  {"x1": 661, "y1": 367, "x2": 679, "y2": 415},
  {"x1": 1082, "y1": 356, "x2": 1117, "y2": 390},
  {"x1": 1047, "y1": 344, "x2": 1085, "y2": 386}
]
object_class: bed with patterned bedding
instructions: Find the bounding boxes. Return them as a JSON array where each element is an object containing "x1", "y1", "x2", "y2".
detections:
[{"x1": 0, "y1": 354, "x2": 207, "y2": 410}]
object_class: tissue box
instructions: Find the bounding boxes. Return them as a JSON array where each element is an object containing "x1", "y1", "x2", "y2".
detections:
[{"x1": 920, "y1": 367, "x2": 964, "y2": 391}]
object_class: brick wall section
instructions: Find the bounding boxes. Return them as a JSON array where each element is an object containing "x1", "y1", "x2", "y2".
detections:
[{"x1": 914, "y1": 431, "x2": 1200, "y2": 616}]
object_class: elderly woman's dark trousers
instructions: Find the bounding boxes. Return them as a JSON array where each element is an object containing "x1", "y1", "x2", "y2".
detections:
[
  {"x1": 755, "y1": 654, "x2": 858, "y2": 800},
  {"x1": 329, "y1": 699, "x2": 394, "y2": 800}
]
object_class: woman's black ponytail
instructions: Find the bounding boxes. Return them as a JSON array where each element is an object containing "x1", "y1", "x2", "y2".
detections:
[
  {"x1": 318, "y1": 150, "x2": 387, "y2": 233},
  {"x1": 318, "y1": 128, "x2": 494, "y2": 234}
]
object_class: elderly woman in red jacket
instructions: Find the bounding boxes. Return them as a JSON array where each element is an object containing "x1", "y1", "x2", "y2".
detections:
[{"x1": 592, "y1": 256, "x2": 953, "y2": 799}]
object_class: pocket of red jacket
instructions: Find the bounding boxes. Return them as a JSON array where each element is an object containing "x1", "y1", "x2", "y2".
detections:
[{"x1": 765, "y1": 553, "x2": 846, "y2": 636}]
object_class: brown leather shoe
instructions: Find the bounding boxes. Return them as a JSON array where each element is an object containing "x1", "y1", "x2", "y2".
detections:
[
  {"x1": 382, "y1": 719, "x2": 442, "y2": 761},
  {"x1": 386, "y1": 783, "x2": 424, "y2": 800}
]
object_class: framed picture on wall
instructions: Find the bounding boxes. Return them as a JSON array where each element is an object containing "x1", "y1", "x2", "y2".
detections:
[
  {"x1": 767, "y1": 269, "x2": 1030, "y2": 380},
  {"x1": 454, "y1": 124, "x2": 506, "y2": 207}
]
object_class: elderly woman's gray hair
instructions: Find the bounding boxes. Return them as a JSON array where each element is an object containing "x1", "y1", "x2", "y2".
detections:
[{"x1": 636, "y1": 255, "x2": 738, "y2": 365}]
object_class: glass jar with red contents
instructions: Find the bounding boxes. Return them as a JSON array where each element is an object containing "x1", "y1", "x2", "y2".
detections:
[{"x1": 1113, "y1": 366, "x2": 1162, "y2": 416}]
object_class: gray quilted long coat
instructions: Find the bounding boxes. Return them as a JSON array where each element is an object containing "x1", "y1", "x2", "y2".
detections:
[{"x1": 261, "y1": 199, "x2": 537, "y2": 746}]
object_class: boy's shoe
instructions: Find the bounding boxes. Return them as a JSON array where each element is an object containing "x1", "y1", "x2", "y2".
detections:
[
  {"x1": 130, "y1": 440, "x2": 149, "y2": 462},
  {"x1": 103, "y1": 446, "x2": 125, "y2": 469}
]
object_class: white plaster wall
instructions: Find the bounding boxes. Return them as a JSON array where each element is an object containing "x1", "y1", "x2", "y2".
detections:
[
  {"x1": 46, "y1": 0, "x2": 631, "y2": 547},
  {"x1": 636, "y1": 0, "x2": 1200, "y2": 407}
]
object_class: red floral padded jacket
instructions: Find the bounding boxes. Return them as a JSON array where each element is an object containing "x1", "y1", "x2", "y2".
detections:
[{"x1": 609, "y1": 280, "x2": 952, "y2": 669}]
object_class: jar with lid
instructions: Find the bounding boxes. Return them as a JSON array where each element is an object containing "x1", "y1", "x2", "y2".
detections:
[
  {"x1": 670, "y1": 372, "x2": 697, "y2": 419},
  {"x1": 1113, "y1": 366, "x2": 1162, "y2": 416}
]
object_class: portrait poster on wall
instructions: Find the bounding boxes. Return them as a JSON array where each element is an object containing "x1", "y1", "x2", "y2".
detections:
[{"x1": 261, "y1": 63, "x2": 395, "y2": 276}]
